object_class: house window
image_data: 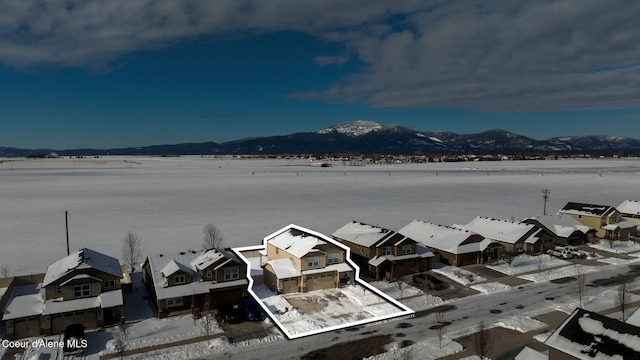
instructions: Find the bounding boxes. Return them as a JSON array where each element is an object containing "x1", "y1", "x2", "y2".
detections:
[
  {"x1": 205, "y1": 269, "x2": 213, "y2": 279},
  {"x1": 166, "y1": 297, "x2": 183, "y2": 307},
  {"x1": 401, "y1": 244, "x2": 412, "y2": 255},
  {"x1": 55, "y1": 286, "x2": 62, "y2": 295},
  {"x1": 327, "y1": 253, "x2": 340, "y2": 265},
  {"x1": 174, "y1": 274, "x2": 186, "y2": 285},
  {"x1": 73, "y1": 284, "x2": 91, "y2": 298},
  {"x1": 381, "y1": 246, "x2": 392, "y2": 256},
  {"x1": 307, "y1": 256, "x2": 320, "y2": 268},
  {"x1": 104, "y1": 279, "x2": 116, "y2": 289},
  {"x1": 224, "y1": 267, "x2": 239, "y2": 281}
]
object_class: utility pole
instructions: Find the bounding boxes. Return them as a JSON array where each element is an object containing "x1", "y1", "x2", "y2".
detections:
[
  {"x1": 65, "y1": 211, "x2": 70, "y2": 256},
  {"x1": 542, "y1": 189, "x2": 550, "y2": 216}
]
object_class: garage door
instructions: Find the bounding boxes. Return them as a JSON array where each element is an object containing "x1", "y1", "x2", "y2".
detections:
[
  {"x1": 14, "y1": 316, "x2": 40, "y2": 339},
  {"x1": 306, "y1": 273, "x2": 335, "y2": 292},
  {"x1": 281, "y1": 278, "x2": 299, "y2": 293},
  {"x1": 52, "y1": 309, "x2": 98, "y2": 334}
]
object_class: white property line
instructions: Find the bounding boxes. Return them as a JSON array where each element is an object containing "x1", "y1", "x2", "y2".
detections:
[{"x1": 232, "y1": 224, "x2": 415, "y2": 340}]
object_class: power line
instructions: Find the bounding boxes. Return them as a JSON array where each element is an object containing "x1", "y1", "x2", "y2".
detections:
[{"x1": 542, "y1": 189, "x2": 550, "y2": 216}]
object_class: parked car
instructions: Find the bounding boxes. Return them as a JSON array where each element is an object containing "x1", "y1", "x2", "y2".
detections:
[
  {"x1": 412, "y1": 273, "x2": 445, "y2": 290},
  {"x1": 63, "y1": 324, "x2": 86, "y2": 355},
  {"x1": 238, "y1": 296, "x2": 265, "y2": 321},
  {"x1": 547, "y1": 247, "x2": 573, "y2": 259},
  {"x1": 216, "y1": 305, "x2": 243, "y2": 324},
  {"x1": 564, "y1": 245, "x2": 587, "y2": 259}
]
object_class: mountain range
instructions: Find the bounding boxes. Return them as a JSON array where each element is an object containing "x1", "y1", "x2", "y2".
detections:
[{"x1": 3, "y1": 121, "x2": 640, "y2": 157}]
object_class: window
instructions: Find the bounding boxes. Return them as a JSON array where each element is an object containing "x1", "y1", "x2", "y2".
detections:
[
  {"x1": 166, "y1": 297, "x2": 183, "y2": 307},
  {"x1": 224, "y1": 267, "x2": 239, "y2": 281},
  {"x1": 205, "y1": 269, "x2": 213, "y2": 279},
  {"x1": 381, "y1": 246, "x2": 392, "y2": 256},
  {"x1": 327, "y1": 253, "x2": 340, "y2": 265},
  {"x1": 104, "y1": 279, "x2": 116, "y2": 289},
  {"x1": 174, "y1": 274, "x2": 186, "y2": 285},
  {"x1": 55, "y1": 286, "x2": 62, "y2": 295},
  {"x1": 73, "y1": 284, "x2": 91, "y2": 298},
  {"x1": 307, "y1": 256, "x2": 320, "y2": 267},
  {"x1": 401, "y1": 244, "x2": 412, "y2": 255}
]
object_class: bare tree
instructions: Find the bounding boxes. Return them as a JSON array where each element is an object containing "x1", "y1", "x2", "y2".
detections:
[
  {"x1": 202, "y1": 223, "x2": 224, "y2": 250},
  {"x1": 199, "y1": 313, "x2": 216, "y2": 343},
  {"x1": 473, "y1": 321, "x2": 493, "y2": 359},
  {"x1": 574, "y1": 265, "x2": 586, "y2": 308},
  {"x1": 537, "y1": 254, "x2": 546, "y2": 271},
  {"x1": 435, "y1": 311, "x2": 446, "y2": 349},
  {"x1": 617, "y1": 280, "x2": 632, "y2": 321},
  {"x1": 115, "y1": 322, "x2": 128, "y2": 359},
  {"x1": 608, "y1": 237, "x2": 616, "y2": 249},
  {"x1": 122, "y1": 232, "x2": 142, "y2": 273},
  {"x1": 397, "y1": 279, "x2": 405, "y2": 300}
]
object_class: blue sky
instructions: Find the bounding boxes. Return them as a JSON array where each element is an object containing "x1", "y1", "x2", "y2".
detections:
[{"x1": 1, "y1": 1, "x2": 640, "y2": 149}]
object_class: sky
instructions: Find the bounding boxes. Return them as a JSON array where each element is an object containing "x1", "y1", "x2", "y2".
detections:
[{"x1": 1, "y1": 0, "x2": 640, "y2": 150}]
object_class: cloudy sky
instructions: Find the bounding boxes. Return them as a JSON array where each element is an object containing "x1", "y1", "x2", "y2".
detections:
[{"x1": 1, "y1": 0, "x2": 639, "y2": 149}]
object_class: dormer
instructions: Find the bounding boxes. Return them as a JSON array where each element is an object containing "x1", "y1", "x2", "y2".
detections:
[{"x1": 161, "y1": 260, "x2": 193, "y2": 287}]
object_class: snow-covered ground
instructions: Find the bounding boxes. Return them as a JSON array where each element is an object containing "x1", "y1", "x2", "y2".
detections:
[
  {"x1": 488, "y1": 254, "x2": 571, "y2": 275},
  {"x1": 3, "y1": 157, "x2": 640, "y2": 359},
  {"x1": 589, "y1": 239, "x2": 640, "y2": 254},
  {"x1": 433, "y1": 265, "x2": 487, "y2": 285}
]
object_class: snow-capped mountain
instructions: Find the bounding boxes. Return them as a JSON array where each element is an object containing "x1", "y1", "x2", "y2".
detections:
[{"x1": 317, "y1": 120, "x2": 383, "y2": 136}]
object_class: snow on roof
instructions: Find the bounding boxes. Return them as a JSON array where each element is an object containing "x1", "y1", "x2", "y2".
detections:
[
  {"x1": 161, "y1": 259, "x2": 193, "y2": 277},
  {"x1": 302, "y1": 262, "x2": 353, "y2": 275},
  {"x1": 618, "y1": 200, "x2": 640, "y2": 215},
  {"x1": 266, "y1": 258, "x2": 301, "y2": 279},
  {"x1": 602, "y1": 219, "x2": 638, "y2": 230},
  {"x1": 60, "y1": 274, "x2": 103, "y2": 286},
  {"x1": 100, "y1": 289, "x2": 124, "y2": 308},
  {"x1": 524, "y1": 215, "x2": 586, "y2": 238},
  {"x1": 559, "y1": 202, "x2": 616, "y2": 217},
  {"x1": 399, "y1": 220, "x2": 487, "y2": 254},
  {"x1": 368, "y1": 253, "x2": 420, "y2": 267},
  {"x1": 42, "y1": 248, "x2": 123, "y2": 287},
  {"x1": 627, "y1": 308, "x2": 640, "y2": 327},
  {"x1": 524, "y1": 229, "x2": 543, "y2": 244},
  {"x1": 416, "y1": 244, "x2": 435, "y2": 258},
  {"x1": 1, "y1": 284, "x2": 44, "y2": 320},
  {"x1": 461, "y1": 216, "x2": 535, "y2": 244},
  {"x1": 145, "y1": 250, "x2": 248, "y2": 300},
  {"x1": 332, "y1": 221, "x2": 395, "y2": 248},
  {"x1": 266, "y1": 227, "x2": 328, "y2": 258},
  {"x1": 545, "y1": 308, "x2": 640, "y2": 359},
  {"x1": 514, "y1": 346, "x2": 547, "y2": 360},
  {"x1": 44, "y1": 295, "x2": 101, "y2": 315}
]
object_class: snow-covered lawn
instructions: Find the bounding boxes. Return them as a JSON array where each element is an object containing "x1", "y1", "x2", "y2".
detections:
[
  {"x1": 597, "y1": 256, "x2": 640, "y2": 265},
  {"x1": 253, "y1": 284, "x2": 406, "y2": 337},
  {"x1": 368, "y1": 280, "x2": 444, "y2": 311},
  {"x1": 364, "y1": 337, "x2": 464, "y2": 360},
  {"x1": 488, "y1": 254, "x2": 570, "y2": 275},
  {"x1": 432, "y1": 266, "x2": 487, "y2": 285},
  {"x1": 518, "y1": 264, "x2": 599, "y2": 282},
  {"x1": 471, "y1": 282, "x2": 512, "y2": 294},
  {"x1": 589, "y1": 240, "x2": 640, "y2": 254}
]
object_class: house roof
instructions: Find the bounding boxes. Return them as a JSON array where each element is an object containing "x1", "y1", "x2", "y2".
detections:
[
  {"x1": 514, "y1": 346, "x2": 547, "y2": 360},
  {"x1": 524, "y1": 215, "x2": 588, "y2": 238},
  {"x1": 302, "y1": 262, "x2": 353, "y2": 275},
  {"x1": 398, "y1": 220, "x2": 487, "y2": 255},
  {"x1": 1, "y1": 284, "x2": 45, "y2": 321},
  {"x1": 559, "y1": 202, "x2": 617, "y2": 217},
  {"x1": 332, "y1": 221, "x2": 396, "y2": 248},
  {"x1": 618, "y1": 200, "x2": 640, "y2": 215},
  {"x1": 145, "y1": 250, "x2": 247, "y2": 301},
  {"x1": 459, "y1": 216, "x2": 535, "y2": 245},
  {"x1": 602, "y1": 219, "x2": 638, "y2": 230},
  {"x1": 190, "y1": 248, "x2": 242, "y2": 272},
  {"x1": 545, "y1": 308, "x2": 640, "y2": 359},
  {"x1": 627, "y1": 308, "x2": 640, "y2": 327},
  {"x1": 266, "y1": 258, "x2": 301, "y2": 279},
  {"x1": 42, "y1": 248, "x2": 123, "y2": 287},
  {"x1": 267, "y1": 227, "x2": 328, "y2": 258},
  {"x1": 368, "y1": 253, "x2": 420, "y2": 267}
]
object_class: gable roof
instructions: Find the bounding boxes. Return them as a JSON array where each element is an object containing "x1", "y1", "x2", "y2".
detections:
[
  {"x1": 545, "y1": 308, "x2": 640, "y2": 359},
  {"x1": 331, "y1": 221, "x2": 397, "y2": 248},
  {"x1": 266, "y1": 258, "x2": 301, "y2": 279},
  {"x1": 42, "y1": 248, "x2": 123, "y2": 287},
  {"x1": 190, "y1": 248, "x2": 242, "y2": 271},
  {"x1": 398, "y1": 220, "x2": 489, "y2": 255},
  {"x1": 618, "y1": 200, "x2": 640, "y2": 216},
  {"x1": 559, "y1": 202, "x2": 617, "y2": 217},
  {"x1": 523, "y1": 215, "x2": 589, "y2": 238},
  {"x1": 460, "y1": 216, "x2": 535, "y2": 244},
  {"x1": 266, "y1": 227, "x2": 328, "y2": 258},
  {"x1": 161, "y1": 259, "x2": 193, "y2": 277}
]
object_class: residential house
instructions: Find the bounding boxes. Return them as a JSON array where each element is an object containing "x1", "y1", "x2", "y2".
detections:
[
  {"x1": 544, "y1": 308, "x2": 640, "y2": 359},
  {"x1": 332, "y1": 221, "x2": 433, "y2": 280},
  {"x1": 262, "y1": 224, "x2": 355, "y2": 294},
  {"x1": 617, "y1": 200, "x2": 640, "y2": 227},
  {"x1": 523, "y1": 215, "x2": 596, "y2": 246},
  {"x1": 459, "y1": 216, "x2": 554, "y2": 254},
  {"x1": 398, "y1": 220, "x2": 501, "y2": 266},
  {"x1": 558, "y1": 202, "x2": 637, "y2": 240},
  {"x1": 2, "y1": 248, "x2": 125, "y2": 339},
  {"x1": 142, "y1": 248, "x2": 249, "y2": 318}
]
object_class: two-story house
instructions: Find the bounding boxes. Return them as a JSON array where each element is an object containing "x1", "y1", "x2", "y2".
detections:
[
  {"x1": 617, "y1": 200, "x2": 640, "y2": 227},
  {"x1": 332, "y1": 221, "x2": 432, "y2": 280},
  {"x1": 458, "y1": 216, "x2": 554, "y2": 254},
  {"x1": 559, "y1": 202, "x2": 637, "y2": 240},
  {"x1": 398, "y1": 220, "x2": 500, "y2": 266},
  {"x1": 142, "y1": 248, "x2": 249, "y2": 318},
  {"x1": 2, "y1": 248, "x2": 125, "y2": 339},
  {"x1": 523, "y1": 214, "x2": 596, "y2": 246},
  {"x1": 262, "y1": 224, "x2": 354, "y2": 294}
]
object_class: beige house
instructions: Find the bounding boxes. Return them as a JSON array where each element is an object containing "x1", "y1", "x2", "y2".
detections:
[
  {"x1": 263, "y1": 224, "x2": 354, "y2": 294},
  {"x1": 617, "y1": 200, "x2": 640, "y2": 227},
  {"x1": 142, "y1": 248, "x2": 249, "y2": 318},
  {"x1": 2, "y1": 248, "x2": 125, "y2": 339},
  {"x1": 332, "y1": 221, "x2": 433, "y2": 280},
  {"x1": 559, "y1": 202, "x2": 637, "y2": 240}
]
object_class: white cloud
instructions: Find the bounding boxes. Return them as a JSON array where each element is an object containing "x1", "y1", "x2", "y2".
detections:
[{"x1": 2, "y1": 0, "x2": 639, "y2": 112}]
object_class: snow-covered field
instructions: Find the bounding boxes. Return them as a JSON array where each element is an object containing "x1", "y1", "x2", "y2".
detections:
[{"x1": 2, "y1": 157, "x2": 640, "y2": 275}]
